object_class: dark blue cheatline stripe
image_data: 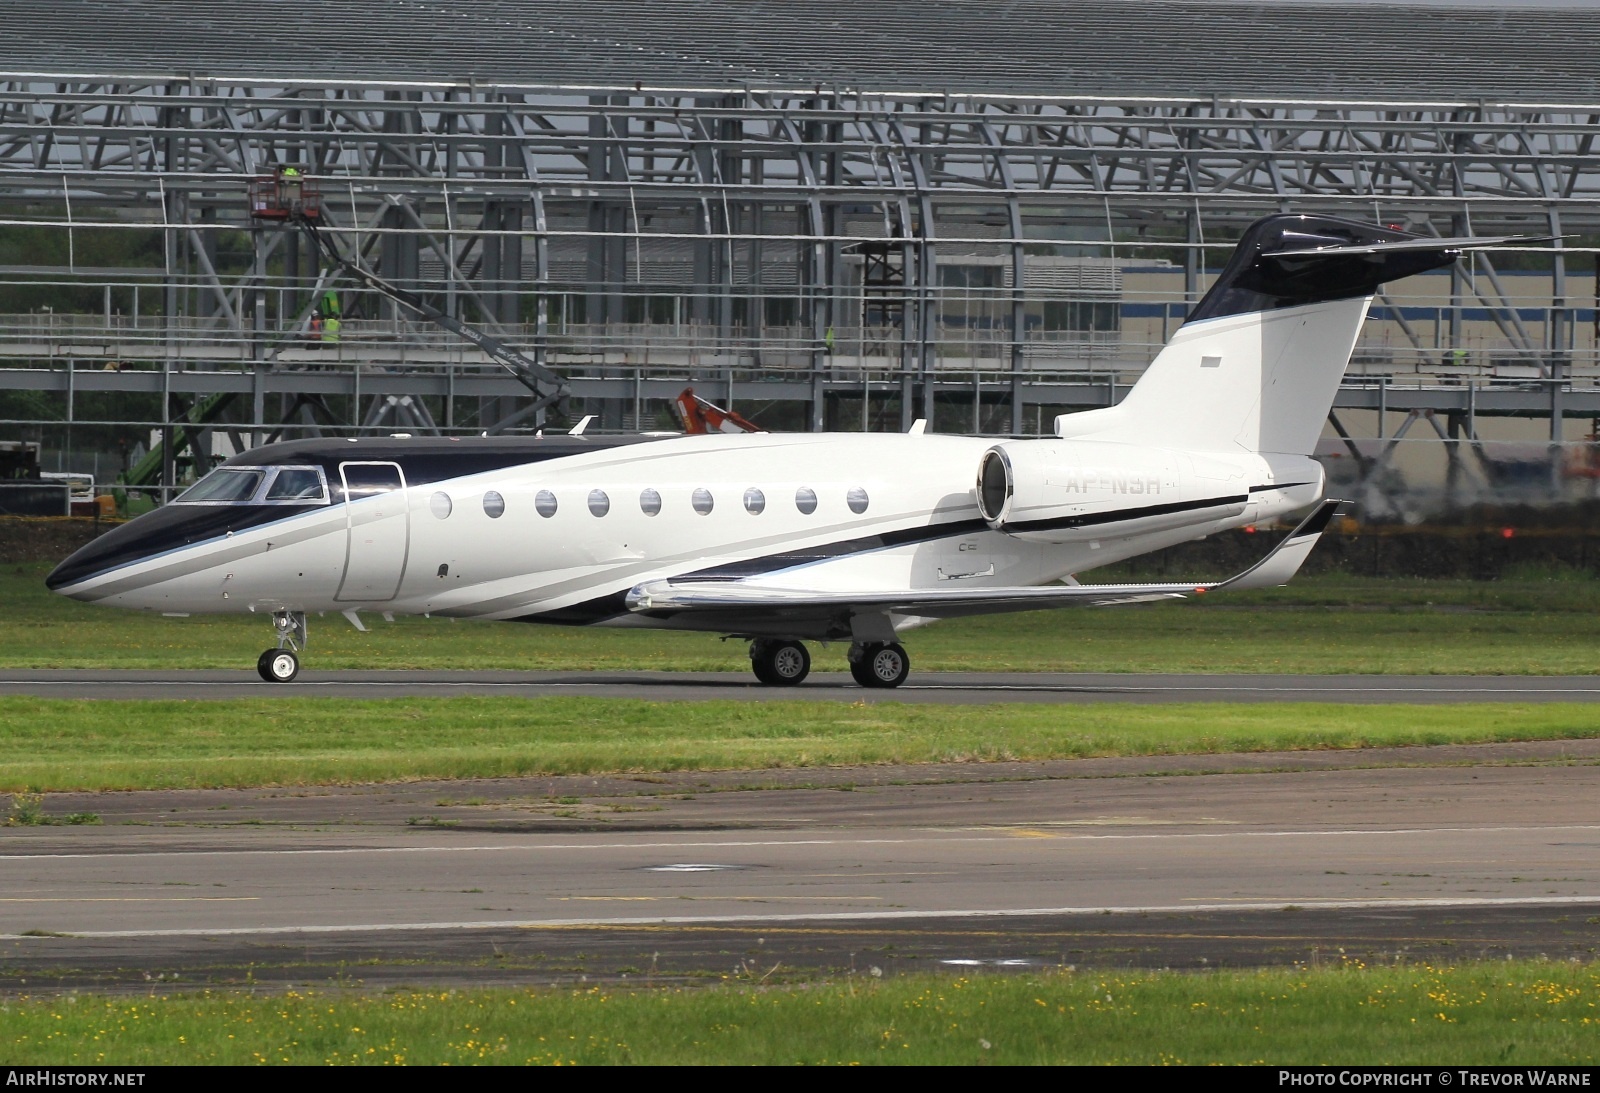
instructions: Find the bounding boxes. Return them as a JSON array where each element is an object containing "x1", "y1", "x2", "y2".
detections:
[
  {"x1": 48, "y1": 436, "x2": 669, "y2": 591},
  {"x1": 45, "y1": 502, "x2": 323, "y2": 590},
  {"x1": 675, "y1": 518, "x2": 994, "y2": 583},
  {"x1": 1002, "y1": 494, "x2": 1247, "y2": 535},
  {"x1": 512, "y1": 590, "x2": 633, "y2": 627},
  {"x1": 509, "y1": 522, "x2": 993, "y2": 626},
  {"x1": 512, "y1": 492, "x2": 1293, "y2": 627}
]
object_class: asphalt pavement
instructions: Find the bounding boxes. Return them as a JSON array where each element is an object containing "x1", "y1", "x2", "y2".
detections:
[
  {"x1": 2, "y1": 740, "x2": 1597, "y2": 991},
  {"x1": 6, "y1": 668, "x2": 1600, "y2": 702}
]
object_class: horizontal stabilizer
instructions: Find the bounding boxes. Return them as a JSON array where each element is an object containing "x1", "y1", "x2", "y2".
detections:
[{"x1": 627, "y1": 499, "x2": 1343, "y2": 626}]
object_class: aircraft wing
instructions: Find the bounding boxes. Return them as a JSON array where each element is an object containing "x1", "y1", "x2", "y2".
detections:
[
  {"x1": 626, "y1": 499, "x2": 1342, "y2": 624},
  {"x1": 1261, "y1": 234, "x2": 1556, "y2": 258}
]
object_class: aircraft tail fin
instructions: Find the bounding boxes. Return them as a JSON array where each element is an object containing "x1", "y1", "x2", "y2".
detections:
[{"x1": 1057, "y1": 216, "x2": 1536, "y2": 456}]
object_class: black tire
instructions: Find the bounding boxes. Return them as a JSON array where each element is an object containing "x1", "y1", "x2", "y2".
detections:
[
  {"x1": 750, "y1": 640, "x2": 776, "y2": 684},
  {"x1": 850, "y1": 642, "x2": 909, "y2": 689},
  {"x1": 257, "y1": 648, "x2": 300, "y2": 683},
  {"x1": 768, "y1": 640, "x2": 810, "y2": 685},
  {"x1": 751, "y1": 639, "x2": 810, "y2": 686}
]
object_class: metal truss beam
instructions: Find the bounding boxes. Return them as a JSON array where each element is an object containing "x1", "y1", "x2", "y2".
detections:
[{"x1": 2, "y1": 75, "x2": 1598, "y2": 457}]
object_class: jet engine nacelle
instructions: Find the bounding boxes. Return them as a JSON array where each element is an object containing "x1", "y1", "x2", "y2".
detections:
[{"x1": 976, "y1": 439, "x2": 1251, "y2": 544}]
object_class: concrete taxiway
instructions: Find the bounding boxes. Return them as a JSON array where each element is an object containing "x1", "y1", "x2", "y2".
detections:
[
  {"x1": 5, "y1": 669, "x2": 1600, "y2": 702},
  {"x1": 2, "y1": 740, "x2": 1597, "y2": 991}
]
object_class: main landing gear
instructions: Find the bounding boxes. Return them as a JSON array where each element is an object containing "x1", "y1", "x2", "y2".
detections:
[
  {"x1": 258, "y1": 610, "x2": 306, "y2": 683},
  {"x1": 747, "y1": 638, "x2": 911, "y2": 689},
  {"x1": 849, "y1": 641, "x2": 910, "y2": 689},
  {"x1": 750, "y1": 639, "x2": 811, "y2": 686}
]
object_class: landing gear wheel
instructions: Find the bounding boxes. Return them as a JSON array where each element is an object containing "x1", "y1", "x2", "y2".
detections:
[
  {"x1": 257, "y1": 648, "x2": 300, "y2": 683},
  {"x1": 750, "y1": 639, "x2": 811, "y2": 686},
  {"x1": 850, "y1": 642, "x2": 910, "y2": 689}
]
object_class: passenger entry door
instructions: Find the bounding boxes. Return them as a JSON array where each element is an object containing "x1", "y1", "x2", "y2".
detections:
[{"x1": 335, "y1": 461, "x2": 409, "y2": 602}]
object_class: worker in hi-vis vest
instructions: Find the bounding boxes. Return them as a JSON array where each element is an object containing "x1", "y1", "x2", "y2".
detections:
[
  {"x1": 280, "y1": 165, "x2": 302, "y2": 208},
  {"x1": 320, "y1": 289, "x2": 341, "y2": 343}
]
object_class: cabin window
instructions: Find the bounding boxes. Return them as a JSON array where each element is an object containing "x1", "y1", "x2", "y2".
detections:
[
  {"x1": 429, "y1": 491, "x2": 452, "y2": 520},
  {"x1": 639, "y1": 488, "x2": 662, "y2": 516},
  {"x1": 847, "y1": 486, "x2": 870, "y2": 514},
  {"x1": 482, "y1": 490, "x2": 506, "y2": 519},
  {"x1": 743, "y1": 487, "x2": 765, "y2": 515},
  {"x1": 588, "y1": 489, "x2": 611, "y2": 517},
  {"x1": 795, "y1": 486, "x2": 818, "y2": 515},
  {"x1": 535, "y1": 490, "x2": 557, "y2": 518},
  {"x1": 692, "y1": 488, "x2": 715, "y2": 515}
]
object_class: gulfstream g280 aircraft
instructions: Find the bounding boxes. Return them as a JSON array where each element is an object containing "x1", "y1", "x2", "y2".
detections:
[{"x1": 47, "y1": 214, "x2": 1529, "y2": 687}]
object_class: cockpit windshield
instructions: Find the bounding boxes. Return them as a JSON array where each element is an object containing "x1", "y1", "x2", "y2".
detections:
[
  {"x1": 176, "y1": 468, "x2": 264, "y2": 504},
  {"x1": 264, "y1": 468, "x2": 327, "y2": 502},
  {"x1": 174, "y1": 466, "x2": 329, "y2": 506}
]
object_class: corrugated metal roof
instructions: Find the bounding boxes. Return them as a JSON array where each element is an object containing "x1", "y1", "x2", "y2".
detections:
[{"x1": 0, "y1": 0, "x2": 1594, "y2": 104}]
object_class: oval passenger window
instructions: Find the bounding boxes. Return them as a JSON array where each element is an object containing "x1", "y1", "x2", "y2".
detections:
[
  {"x1": 482, "y1": 490, "x2": 506, "y2": 519},
  {"x1": 639, "y1": 488, "x2": 662, "y2": 516},
  {"x1": 588, "y1": 489, "x2": 610, "y2": 517},
  {"x1": 535, "y1": 490, "x2": 557, "y2": 518},
  {"x1": 743, "y1": 487, "x2": 765, "y2": 515},
  {"x1": 430, "y1": 491, "x2": 452, "y2": 520},
  {"x1": 847, "y1": 486, "x2": 870, "y2": 514},
  {"x1": 692, "y1": 488, "x2": 714, "y2": 515},
  {"x1": 795, "y1": 486, "x2": 818, "y2": 515}
]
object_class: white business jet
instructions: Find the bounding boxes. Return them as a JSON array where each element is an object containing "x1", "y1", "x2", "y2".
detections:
[{"x1": 47, "y1": 214, "x2": 1527, "y2": 687}]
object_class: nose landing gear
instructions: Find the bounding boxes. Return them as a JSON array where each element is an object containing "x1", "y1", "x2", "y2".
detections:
[
  {"x1": 258, "y1": 611, "x2": 306, "y2": 683},
  {"x1": 749, "y1": 639, "x2": 811, "y2": 686}
]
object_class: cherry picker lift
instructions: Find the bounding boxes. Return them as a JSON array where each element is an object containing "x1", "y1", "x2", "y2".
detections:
[
  {"x1": 252, "y1": 166, "x2": 569, "y2": 418},
  {"x1": 251, "y1": 168, "x2": 765, "y2": 437}
]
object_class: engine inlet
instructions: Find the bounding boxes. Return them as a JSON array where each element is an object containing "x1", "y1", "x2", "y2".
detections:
[{"x1": 977, "y1": 448, "x2": 1012, "y2": 524}]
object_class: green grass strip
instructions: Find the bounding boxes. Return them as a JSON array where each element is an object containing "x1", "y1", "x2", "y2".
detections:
[
  {"x1": 5, "y1": 963, "x2": 1599, "y2": 1064},
  {"x1": 2, "y1": 697, "x2": 1598, "y2": 791},
  {"x1": 12, "y1": 563, "x2": 1600, "y2": 674}
]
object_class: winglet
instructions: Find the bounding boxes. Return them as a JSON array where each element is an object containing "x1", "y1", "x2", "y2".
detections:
[
  {"x1": 1214, "y1": 499, "x2": 1343, "y2": 592},
  {"x1": 568, "y1": 415, "x2": 595, "y2": 437}
]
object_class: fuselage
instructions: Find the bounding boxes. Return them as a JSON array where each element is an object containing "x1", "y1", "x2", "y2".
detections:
[{"x1": 48, "y1": 430, "x2": 1322, "y2": 637}]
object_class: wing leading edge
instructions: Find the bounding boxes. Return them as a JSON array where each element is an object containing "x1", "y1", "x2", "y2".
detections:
[{"x1": 626, "y1": 499, "x2": 1342, "y2": 627}]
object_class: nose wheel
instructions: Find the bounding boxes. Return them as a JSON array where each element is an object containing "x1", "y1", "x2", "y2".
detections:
[
  {"x1": 257, "y1": 648, "x2": 300, "y2": 683},
  {"x1": 750, "y1": 639, "x2": 811, "y2": 686},
  {"x1": 849, "y1": 641, "x2": 910, "y2": 689},
  {"x1": 258, "y1": 610, "x2": 306, "y2": 683}
]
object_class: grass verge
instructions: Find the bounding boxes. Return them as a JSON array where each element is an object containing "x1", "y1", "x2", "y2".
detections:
[
  {"x1": 2, "y1": 697, "x2": 1597, "y2": 791},
  {"x1": 9, "y1": 563, "x2": 1600, "y2": 674},
  {"x1": 5, "y1": 962, "x2": 1598, "y2": 1064}
]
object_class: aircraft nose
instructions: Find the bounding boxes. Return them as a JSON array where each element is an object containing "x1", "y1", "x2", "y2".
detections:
[{"x1": 46, "y1": 504, "x2": 255, "y2": 596}]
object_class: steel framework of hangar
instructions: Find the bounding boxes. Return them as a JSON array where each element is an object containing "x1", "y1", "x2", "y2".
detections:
[{"x1": 1, "y1": 0, "x2": 1599, "y2": 494}]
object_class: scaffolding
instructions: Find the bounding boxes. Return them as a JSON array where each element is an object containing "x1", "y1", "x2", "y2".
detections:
[{"x1": 2, "y1": 68, "x2": 1599, "y2": 494}]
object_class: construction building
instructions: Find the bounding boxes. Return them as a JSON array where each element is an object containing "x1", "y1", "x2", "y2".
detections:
[{"x1": 0, "y1": 0, "x2": 1597, "y2": 505}]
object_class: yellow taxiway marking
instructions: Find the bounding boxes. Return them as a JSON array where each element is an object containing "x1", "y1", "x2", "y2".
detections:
[{"x1": 1006, "y1": 829, "x2": 1062, "y2": 839}]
